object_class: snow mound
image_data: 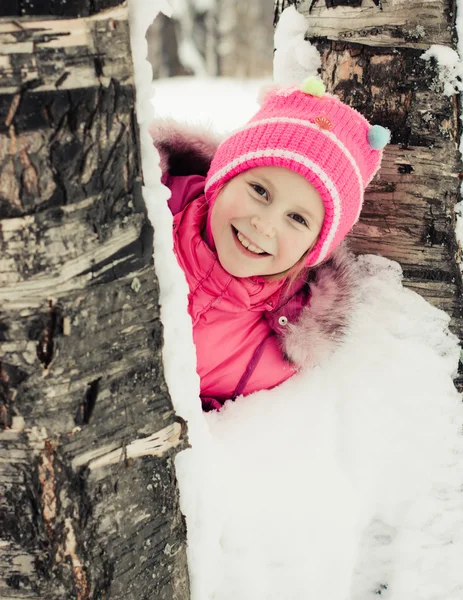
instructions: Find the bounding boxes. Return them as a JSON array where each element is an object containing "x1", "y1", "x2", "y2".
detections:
[{"x1": 176, "y1": 253, "x2": 463, "y2": 600}]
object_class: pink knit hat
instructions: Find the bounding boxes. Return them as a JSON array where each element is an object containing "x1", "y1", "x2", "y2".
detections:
[{"x1": 204, "y1": 79, "x2": 390, "y2": 266}]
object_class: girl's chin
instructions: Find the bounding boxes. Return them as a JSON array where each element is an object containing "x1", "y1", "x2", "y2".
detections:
[
  {"x1": 220, "y1": 261, "x2": 262, "y2": 278},
  {"x1": 221, "y1": 257, "x2": 285, "y2": 279},
  {"x1": 218, "y1": 254, "x2": 269, "y2": 278}
]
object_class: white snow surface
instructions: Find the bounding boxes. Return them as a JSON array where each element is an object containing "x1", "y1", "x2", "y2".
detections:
[
  {"x1": 421, "y1": 45, "x2": 463, "y2": 96},
  {"x1": 131, "y1": 4, "x2": 463, "y2": 598},
  {"x1": 151, "y1": 76, "x2": 267, "y2": 133}
]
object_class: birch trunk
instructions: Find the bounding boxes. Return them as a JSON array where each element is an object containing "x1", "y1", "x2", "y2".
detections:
[
  {"x1": 0, "y1": 3, "x2": 189, "y2": 599},
  {"x1": 275, "y1": 0, "x2": 463, "y2": 387}
]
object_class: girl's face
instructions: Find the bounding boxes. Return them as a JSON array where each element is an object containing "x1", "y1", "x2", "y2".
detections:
[{"x1": 210, "y1": 166, "x2": 325, "y2": 278}]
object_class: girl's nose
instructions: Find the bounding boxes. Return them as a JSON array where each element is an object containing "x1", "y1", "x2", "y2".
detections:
[{"x1": 250, "y1": 215, "x2": 275, "y2": 237}]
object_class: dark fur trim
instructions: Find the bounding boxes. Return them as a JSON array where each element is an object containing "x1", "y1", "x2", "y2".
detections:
[
  {"x1": 149, "y1": 118, "x2": 221, "y2": 178},
  {"x1": 282, "y1": 243, "x2": 358, "y2": 368}
]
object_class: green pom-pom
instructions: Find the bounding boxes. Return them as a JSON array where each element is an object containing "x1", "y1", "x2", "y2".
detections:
[
  {"x1": 301, "y1": 76, "x2": 325, "y2": 98},
  {"x1": 368, "y1": 125, "x2": 390, "y2": 150}
]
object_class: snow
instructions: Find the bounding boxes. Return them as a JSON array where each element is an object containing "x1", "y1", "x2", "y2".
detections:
[
  {"x1": 175, "y1": 253, "x2": 463, "y2": 600},
  {"x1": 421, "y1": 45, "x2": 463, "y2": 96},
  {"x1": 151, "y1": 76, "x2": 268, "y2": 133},
  {"x1": 131, "y1": 3, "x2": 463, "y2": 598},
  {"x1": 273, "y1": 5, "x2": 321, "y2": 84},
  {"x1": 129, "y1": 0, "x2": 206, "y2": 449}
]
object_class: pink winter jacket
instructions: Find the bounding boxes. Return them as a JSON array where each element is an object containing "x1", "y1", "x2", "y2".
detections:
[
  {"x1": 151, "y1": 119, "x2": 357, "y2": 411},
  {"x1": 167, "y1": 173, "x2": 300, "y2": 406}
]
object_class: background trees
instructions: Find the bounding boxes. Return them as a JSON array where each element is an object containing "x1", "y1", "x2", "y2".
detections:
[{"x1": 147, "y1": 0, "x2": 273, "y2": 78}]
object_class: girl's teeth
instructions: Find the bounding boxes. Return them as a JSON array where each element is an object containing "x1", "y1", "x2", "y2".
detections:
[{"x1": 236, "y1": 231, "x2": 265, "y2": 254}]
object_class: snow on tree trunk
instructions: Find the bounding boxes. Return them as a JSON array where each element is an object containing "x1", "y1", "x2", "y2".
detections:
[
  {"x1": 0, "y1": 3, "x2": 189, "y2": 599},
  {"x1": 275, "y1": 0, "x2": 463, "y2": 386}
]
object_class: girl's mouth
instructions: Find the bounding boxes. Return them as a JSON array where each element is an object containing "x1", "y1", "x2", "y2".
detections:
[{"x1": 232, "y1": 226, "x2": 269, "y2": 257}]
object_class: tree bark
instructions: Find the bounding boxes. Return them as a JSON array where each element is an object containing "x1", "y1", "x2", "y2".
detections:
[
  {"x1": 275, "y1": 0, "x2": 463, "y2": 386},
  {"x1": 0, "y1": 3, "x2": 190, "y2": 599}
]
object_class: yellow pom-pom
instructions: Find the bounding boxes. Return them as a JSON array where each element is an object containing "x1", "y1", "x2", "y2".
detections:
[{"x1": 301, "y1": 76, "x2": 325, "y2": 98}]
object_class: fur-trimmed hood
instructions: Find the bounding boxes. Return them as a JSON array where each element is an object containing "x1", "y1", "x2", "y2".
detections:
[{"x1": 150, "y1": 119, "x2": 358, "y2": 370}]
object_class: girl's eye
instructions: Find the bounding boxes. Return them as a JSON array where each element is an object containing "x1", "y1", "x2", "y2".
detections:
[
  {"x1": 251, "y1": 184, "x2": 268, "y2": 199},
  {"x1": 290, "y1": 213, "x2": 308, "y2": 227}
]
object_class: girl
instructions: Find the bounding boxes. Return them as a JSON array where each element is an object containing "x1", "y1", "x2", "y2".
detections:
[{"x1": 151, "y1": 78, "x2": 390, "y2": 411}]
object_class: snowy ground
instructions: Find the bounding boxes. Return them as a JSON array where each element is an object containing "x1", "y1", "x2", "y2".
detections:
[
  {"x1": 151, "y1": 76, "x2": 268, "y2": 133},
  {"x1": 149, "y1": 76, "x2": 463, "y2": 600}
]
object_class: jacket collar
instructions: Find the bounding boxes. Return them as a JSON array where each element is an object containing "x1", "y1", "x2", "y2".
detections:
[{"x1": 174, "y1": 194, "x2": 285, "y2": 313}]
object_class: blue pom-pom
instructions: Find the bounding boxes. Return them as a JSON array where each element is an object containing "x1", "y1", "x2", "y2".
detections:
[{"x1": 368, "y1": 125, "x2": 391, "y2": 150}]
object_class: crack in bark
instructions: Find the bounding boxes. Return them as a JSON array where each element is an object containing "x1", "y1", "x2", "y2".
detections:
[
  {"x1": 75, "y1": 378, "x2": 101, "y2": 425},
  {"x1": 0, "y1": 362, "x2": 13, "y2": 429},
  {"x1": 0, "y1": 361, "x2": 27, "y2": 429},
  {"x1": 424, "y1": 204, "x2": 449, "y2": 248},
  {"x1": 36, "y1": 299, "x2": 62, "y2": 370},
  {"x1": 308, "y1": 0, "x2": 382, "y2": 11},
  {"x1": 55, "y1": 70, "x2": 71, "y2": 88}
]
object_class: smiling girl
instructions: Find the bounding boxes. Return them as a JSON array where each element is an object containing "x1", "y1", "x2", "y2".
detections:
[
  {"x1": 151, "y1": 78, "x2": 390, "y2": 410},
  {"x1": 210, "y1": 166, "x2": 325, "y2": 279}
]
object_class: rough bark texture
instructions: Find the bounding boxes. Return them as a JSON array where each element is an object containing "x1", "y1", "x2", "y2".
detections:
[
  {"x1": 275, "y1": 0, "x2": 463, "y2": 385},
  {"x1": 293, "y1": 0, "x2": 456, "y2": 48},
  {"x1": 0, "y1": 5, "x2": 190, "y2": 600}
]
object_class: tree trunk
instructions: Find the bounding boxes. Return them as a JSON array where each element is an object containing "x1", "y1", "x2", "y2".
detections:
[
  {"x1": 146, "y1": 14, "x2": 194, "y2": 79},
  {"x1": 0, "y1": 3, "x2": 190, "y2": 599},
  {"x1": 275, "y1": 0, "x2": 463, "y2": 386}
]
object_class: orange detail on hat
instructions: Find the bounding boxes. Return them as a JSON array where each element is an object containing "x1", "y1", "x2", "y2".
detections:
[{"x1": 314, "y1": 116, "x2": 333, "y2": 131}]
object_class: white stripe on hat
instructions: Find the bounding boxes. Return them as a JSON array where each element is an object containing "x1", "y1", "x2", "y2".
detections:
[
  {"x1": 205, "y1": 149, "x2": 341, "y2": 263},
  {"x1": 229, "y1": 116, "x2": 364, "y2": 193}
]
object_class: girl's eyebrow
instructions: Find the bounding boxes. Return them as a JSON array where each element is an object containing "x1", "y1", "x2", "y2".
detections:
[
  {"x1": 292, "y1": 203, "x2": 321, "y2": 225},
  {"x1": 294, "y1": 203, "x2": 314, "y2": 217},
  {"x1": 253, "y1": 174, "x2": 274, "y2": 191}
]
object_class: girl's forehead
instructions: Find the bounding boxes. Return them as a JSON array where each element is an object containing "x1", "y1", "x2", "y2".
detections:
[
  {"x1": 243, "y1": 166, "x2": 322, "y2": 199},
  {"x1": 244, "y1": 165, "x2": 307, "y2": 186}
]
